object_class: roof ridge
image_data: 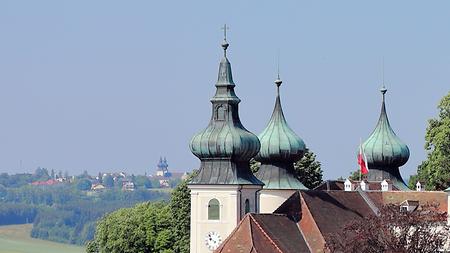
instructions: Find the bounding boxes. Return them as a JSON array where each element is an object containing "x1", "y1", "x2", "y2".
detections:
[
  {"x1": 356, "y1": 188, "x2": 380, "y2": 216},
  {"x1": 249, "y1": 214, "x2": 284, "y2": 253},
  {"x1": 253, "y1": 213, "x2": 287, "y2": 217},
  {"x1": 297, "y1": 223, "x2": 313, "y2": 253}
]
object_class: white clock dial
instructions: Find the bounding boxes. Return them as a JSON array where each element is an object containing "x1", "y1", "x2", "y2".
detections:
[{"x1": 205, "y1": 231, "x2": 222, "y2": 251}]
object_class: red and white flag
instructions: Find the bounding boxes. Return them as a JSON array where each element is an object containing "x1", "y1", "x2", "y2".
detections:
[{"x1": 358, "y1": 143, "x2": 369, "y2": 175}]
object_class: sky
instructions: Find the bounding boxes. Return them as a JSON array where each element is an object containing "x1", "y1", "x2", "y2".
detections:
[{"x1": 0, "y1": 1, "x2": 448, "y2": 180}]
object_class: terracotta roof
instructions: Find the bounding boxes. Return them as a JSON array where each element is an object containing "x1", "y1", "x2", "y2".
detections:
[
  {"x1": 31, "y1": 179, "x2": 59, "y2": 186},
  {"x1": 274, "y1": 190, "x2": 375, "y2": 251},
  {"x1": 313, "y1": 180, "x2": 345, "y2": 191},
  {"x1": 301, "y1": 191, "x2": 374, "y2": 237},
  {"x1": 215, "y1": 213, "x2": 309, "y2": 253},
  {"x1": 368, "y1": 191, "x2": 447, "y2": 212},
  {"x1": 219, "y1": 190, "x2": 448, "y2": 253}
]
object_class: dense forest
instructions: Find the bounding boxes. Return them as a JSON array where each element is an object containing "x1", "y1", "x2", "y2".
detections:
[{"x1": 0, "y1": 170, "x2": 171, "y2": 245}]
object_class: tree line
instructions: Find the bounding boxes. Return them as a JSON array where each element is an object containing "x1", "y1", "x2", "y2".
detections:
[{"x1": 0, "y1": 182, "x2": 170, "y2": 245}]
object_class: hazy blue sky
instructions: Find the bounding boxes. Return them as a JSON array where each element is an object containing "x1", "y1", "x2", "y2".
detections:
[{"x1": 0, "y1": 1, "x2": 448, "y2": 180}]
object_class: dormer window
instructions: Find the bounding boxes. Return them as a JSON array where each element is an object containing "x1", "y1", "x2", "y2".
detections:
[
  {"x1": 360, "y1": 180, "x2": 368, "y2": 191},
  {"x1": 344, "y1": 179, "x2": 352, "y2": 191},
  {"x1": 400, "y1": 200, "x2": 419, "y2": 212},
  {"x1": 381, "y1": 180, "x2": 389, "y2": 191},
  {"x1": 416, "y1": 181, "x2": 422, "y2": 192}
]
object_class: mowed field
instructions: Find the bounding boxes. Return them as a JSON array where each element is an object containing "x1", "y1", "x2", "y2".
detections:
[{"x1": 0, "y1": 224, "x2": 85, "y2": 253}]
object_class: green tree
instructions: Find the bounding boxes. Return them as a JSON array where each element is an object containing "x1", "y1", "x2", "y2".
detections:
[
  {"x1": 0, "y1": 184, "x2": 6, "y2": 198},
  {"x1": 348, "y1": 169, "x2": 361, "y2": 181},
  {"x1": 135, "y1": 175, "x2": 152, "y2": 189},
  {"x1": 169, "y1": 178, "x2": 191, "y2": 253},
  {"x1": 88, "y1": 174, "x2": 193, "y2": 253},
  {"x1": 103, "y1": 175, "x2": 114, "y2": 188},
  {"x1": 77, "y1": 179, "x2": 92, "y2": 191},
  {"x1": 407, "y1": 174, "x2": 419, "y2": 190},
  {"x1": 415, "y1": 92, "x2": 450, "y2": 190},
  {"x1": 86, "y1": 240, "x2": 98, "y2": 253},
  {"x1": 33, "y1": 167, "x2": 50, "y2": 181},
  {"x1": 93, "y1": 202, "x2": 174, "y2": 253},
  {"x1": 293, "y1": 149, "x2": 323, "y2": 189},
  {"x1": 251, "y1": 148, "x2": 323, "y2": 189}
]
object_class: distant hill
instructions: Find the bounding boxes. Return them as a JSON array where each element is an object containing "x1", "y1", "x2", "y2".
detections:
[{"x1": 0, "y1": 224, "x2": 85, "y2": 253}]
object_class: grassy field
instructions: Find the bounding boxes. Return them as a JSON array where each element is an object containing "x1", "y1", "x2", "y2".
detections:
[{"x1": 0, "y1": 224, "x2": 85, "y2": 253}]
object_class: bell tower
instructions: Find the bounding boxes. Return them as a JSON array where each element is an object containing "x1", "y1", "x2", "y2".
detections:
[{"x1": 188, "y1": 27, "x2": 263, "y2": 253}]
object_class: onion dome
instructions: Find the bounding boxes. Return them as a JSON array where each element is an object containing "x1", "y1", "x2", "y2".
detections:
[
  {"x1": 255, "y1": 77, "x2": 306, "y2": 163},
  {"x1": 361, "y1": 86, "x2": 409, "y2": 189},
  {"x1": 189, "y1": 35, "x2": 262, "y2": 185},
  {"x1": 254, "y1": 76, "x2": 307, "y2": 190}
]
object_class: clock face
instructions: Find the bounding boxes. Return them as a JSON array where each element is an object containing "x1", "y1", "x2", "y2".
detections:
[{"x1": 205, "y1": 231, "x2": 222, "y2": 251}]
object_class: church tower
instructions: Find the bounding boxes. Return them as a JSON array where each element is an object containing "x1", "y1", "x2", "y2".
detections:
[
  {"x1": 255, "y1": 75, "x2": 307, "y2": 213},
  {"x1": 188, "y1": 29, "x2": 263, "y2": 253},
  {"x1": 361, "y1": 86, "x2": 410, "y2": 190}
]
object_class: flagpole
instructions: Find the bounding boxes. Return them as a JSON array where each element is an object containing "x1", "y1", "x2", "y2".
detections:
[{"x1": 359, "y1": 138, "x2": 362, "y2": 182}]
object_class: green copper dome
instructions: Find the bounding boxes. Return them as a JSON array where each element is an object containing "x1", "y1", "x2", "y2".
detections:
[
  {"x1": 190, "y1": 45, "x2": 260, "y2": 162},
  {"x1": 189, "y1": 37, "x2": 262, "y2": 185},
  {"x1": 362, "y1": 87, "x2": 410, "y2": 168},
  {"x1": 254, "y1": 77, "x2": 307, "y2": 190},
  {"x1": 255, "y1": 78, "x2": 306, "y2": 163}
]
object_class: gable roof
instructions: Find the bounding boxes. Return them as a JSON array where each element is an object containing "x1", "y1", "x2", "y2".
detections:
[
  {"x1": 300, "y1": 191, "x2": 374, "y2": 238},
  {"x1": 215, "y1": 213, "x2": 309, "y2": 253}
]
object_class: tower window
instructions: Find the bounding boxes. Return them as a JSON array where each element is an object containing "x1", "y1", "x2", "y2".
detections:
[
  {"x1": 208, "y1": 198, "x2": 220, "y2": 220},
  {"x1": 216, "y1": 105, "x2": 226, "y2": 121},
  {"x1": 244, "y1": 199, "x2": 250, "y2": 214}
]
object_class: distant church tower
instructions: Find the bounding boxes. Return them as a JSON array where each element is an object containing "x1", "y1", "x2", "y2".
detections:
[
  {"x1": 156, "y1": 157, "x2": 170, "y2": 177},
  {"x1": 361, "y1": 86, "x2": 410, "y2": 190},
  {"x1": 188, "y1": 28, "x2": 263, "y2": 253},
  {"x1": 255, "y1": 75, "x2": 308, "y2": 213}
]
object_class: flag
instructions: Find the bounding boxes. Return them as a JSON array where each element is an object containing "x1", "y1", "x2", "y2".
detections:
[{"x1": 358, "y1": 143, "x2": 369, "y2": 175}]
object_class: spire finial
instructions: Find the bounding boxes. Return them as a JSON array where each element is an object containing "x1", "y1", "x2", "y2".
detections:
[
  {"x1": 275, "y1": 51, "x2": 282, "y2": 93},
  {"x1": 221, "y1": 24, "x2": 229, "y2": 56},
  {"x1": 382, "y1": 57, "x2": 385, "y2": 87},
  {"x1": 380, "y1": 57, "x2": 387, "y2": 100}
]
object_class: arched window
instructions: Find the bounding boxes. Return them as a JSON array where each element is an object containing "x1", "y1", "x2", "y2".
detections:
[
  {"x1": 208, "y1": 199, "x2": 220, "y2": 220},
  {"x1": 216, "y1": 105, "x2": 226, "y2": 121},
  {"x1": 244, "y1": 199, "x2": 250, "y2": 214}
]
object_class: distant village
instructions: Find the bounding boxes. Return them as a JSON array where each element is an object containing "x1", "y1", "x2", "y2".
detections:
[{"x1": 28, "y1": 157, "x2": 188, "y2": 191}]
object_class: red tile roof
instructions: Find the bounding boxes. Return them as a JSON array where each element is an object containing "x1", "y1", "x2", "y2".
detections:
[
  {"x1": 215, "y1": 213, "x2": 309, "y2": 253},
  {"x1": 218, "y1": 190, "x2": 447, "y2": 253}
]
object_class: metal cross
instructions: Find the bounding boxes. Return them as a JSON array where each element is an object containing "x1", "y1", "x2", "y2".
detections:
[{"x1": 221, "y1": 24, "x2": 229, "y2": 40}]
